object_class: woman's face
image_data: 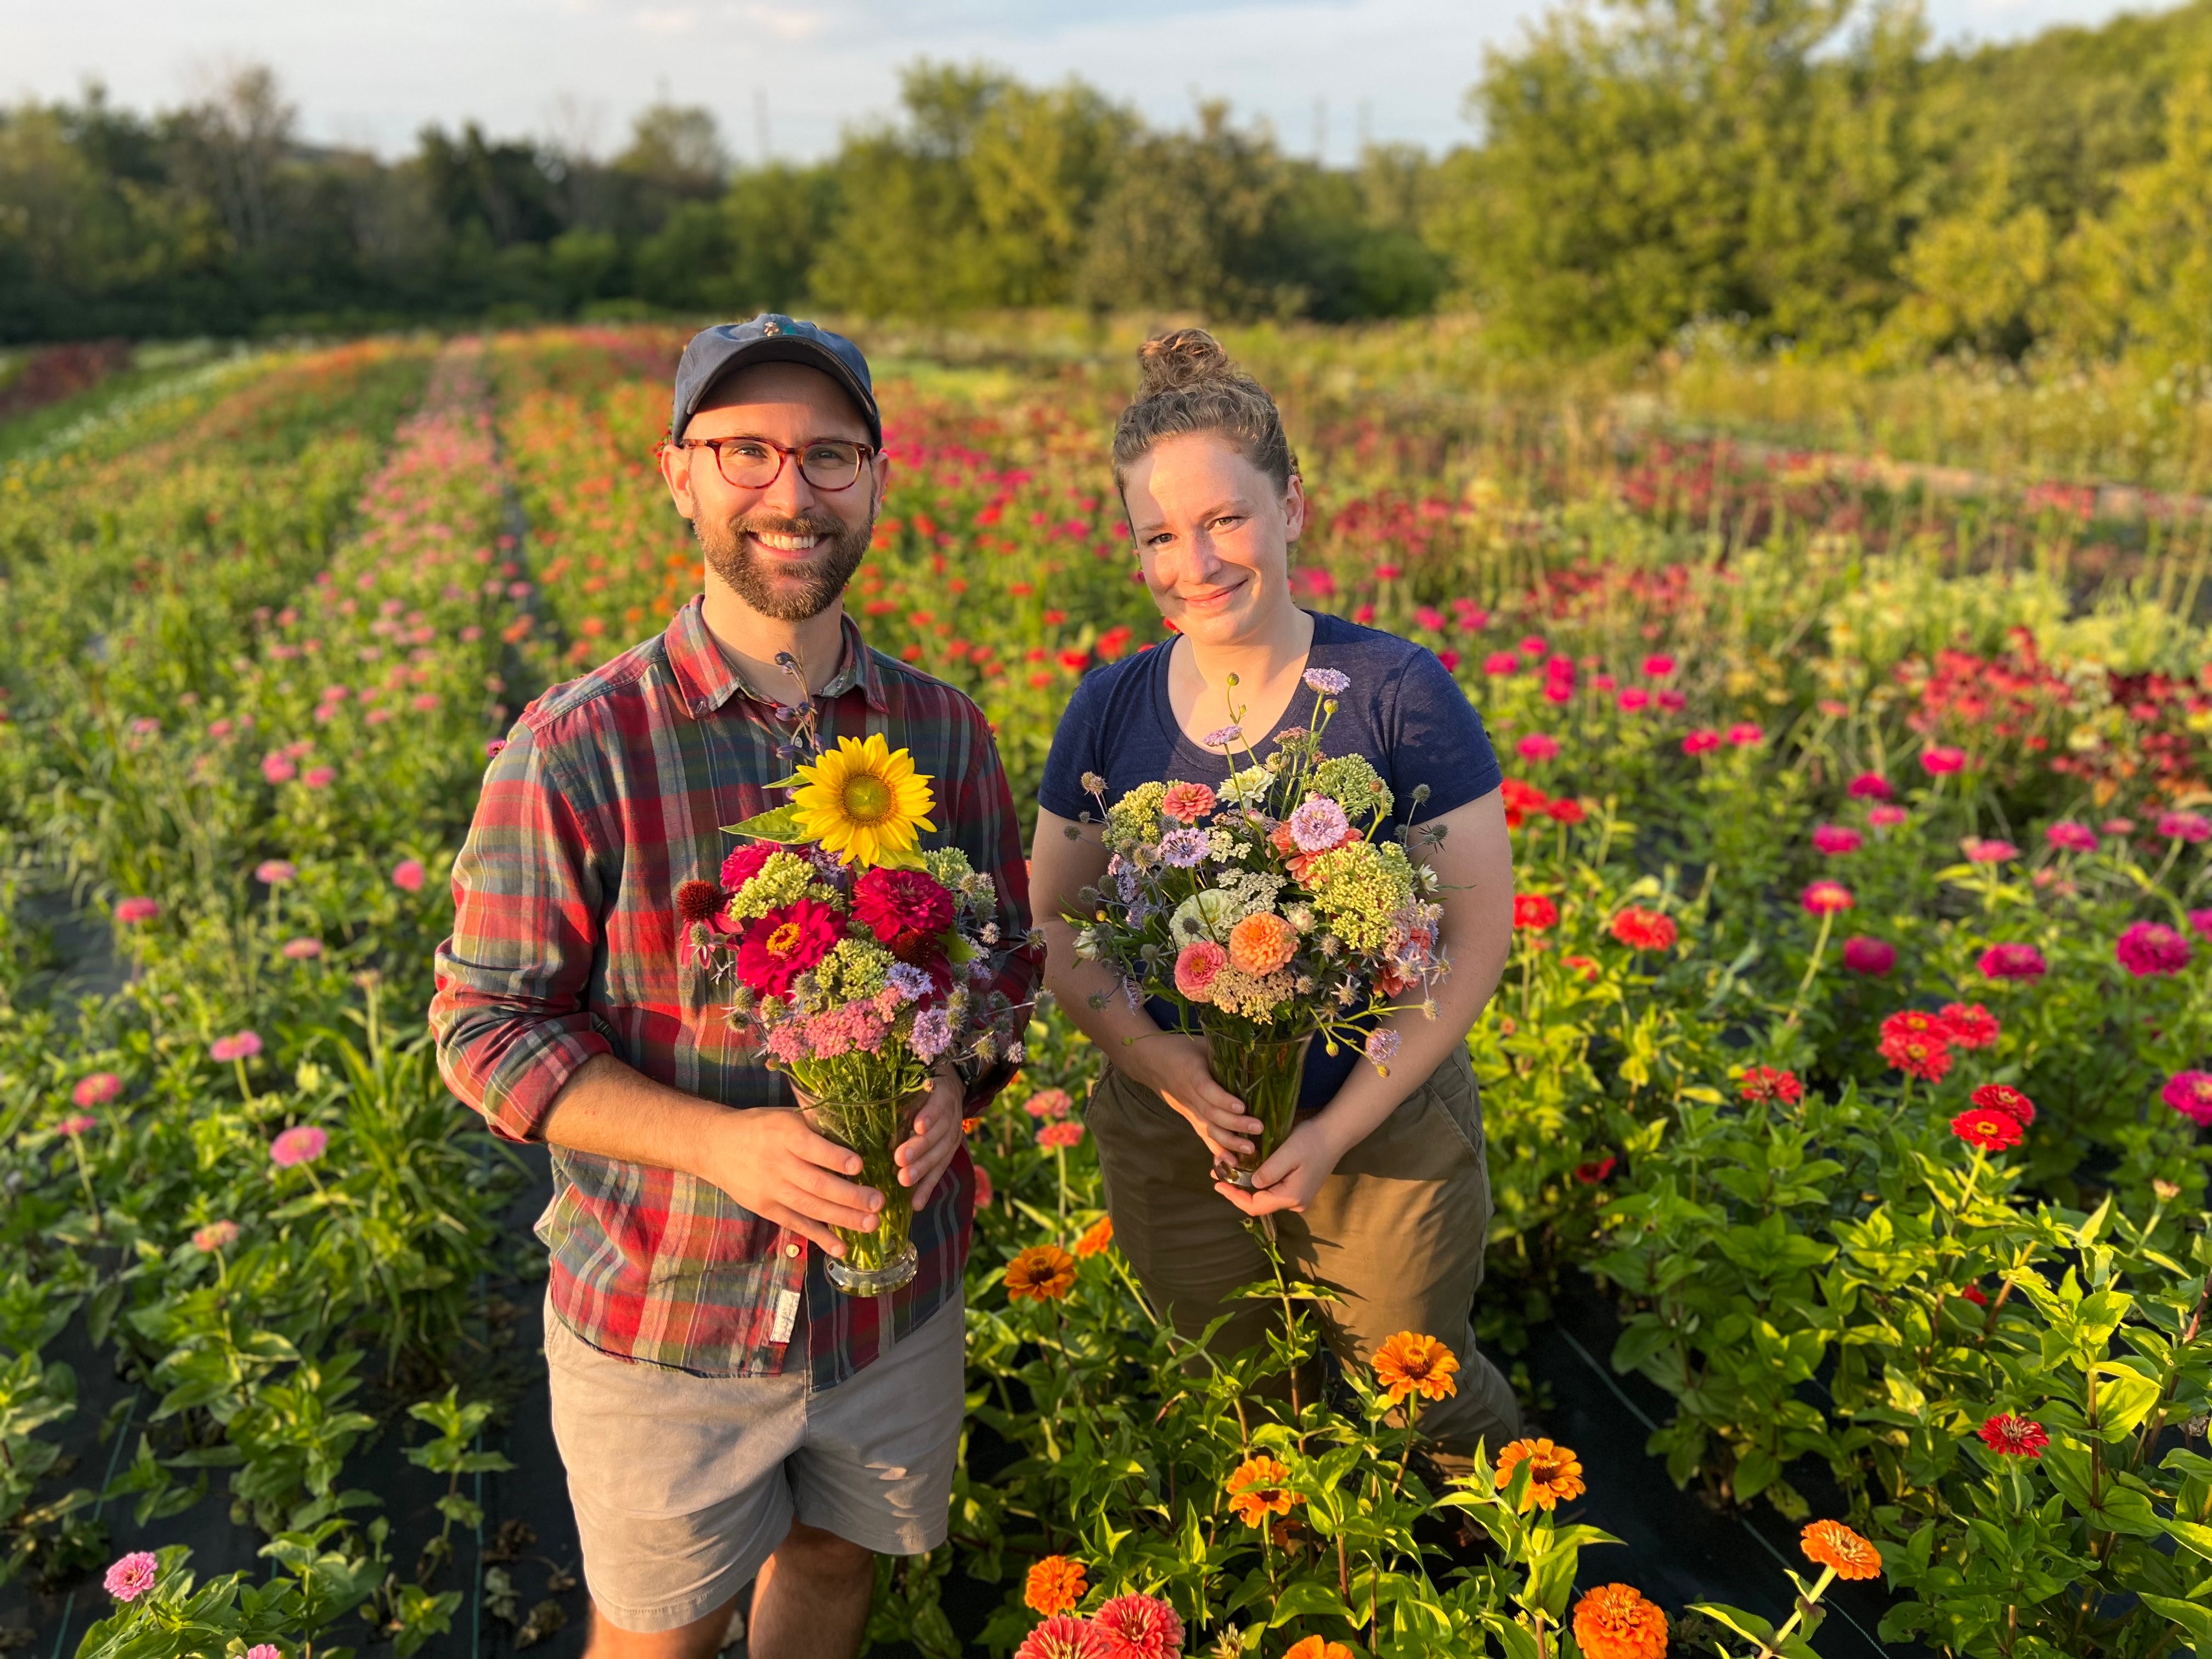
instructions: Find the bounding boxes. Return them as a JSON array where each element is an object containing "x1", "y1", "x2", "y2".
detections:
[{"x1": 1121, "y1": 432, "x2": 1306, "y2": 648}]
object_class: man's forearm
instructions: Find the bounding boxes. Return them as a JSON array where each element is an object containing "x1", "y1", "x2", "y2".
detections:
[{"x1": 538, "y1": 1052, "x2": 738, "y2": 1180}]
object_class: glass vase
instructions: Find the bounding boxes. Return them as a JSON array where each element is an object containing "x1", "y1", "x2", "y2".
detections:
[
  {"x1": 1205, "y1": 1029, "x2": 1312, "y2": 1190},
  {"x1": 798, "y1": 1090, "x2": 924, "y2": 1295}
]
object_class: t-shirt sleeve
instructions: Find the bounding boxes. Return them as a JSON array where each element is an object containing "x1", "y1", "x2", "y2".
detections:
[
  {"x1": 1037, "y1": 665, "x2": 1112, "y2": 821},
  {"x1": 1386, "y1": 647, "x2": 1502, "y2": 820}
]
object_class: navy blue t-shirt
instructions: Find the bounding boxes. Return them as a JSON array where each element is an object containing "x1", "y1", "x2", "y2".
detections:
[{"x1": 1038, "y1": 610, "x2": 1503, "y2": 1110}]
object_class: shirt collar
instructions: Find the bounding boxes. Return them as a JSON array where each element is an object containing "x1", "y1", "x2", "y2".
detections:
[{"x1": 665, "y1": 595, "x2": 887, "y2": 720}]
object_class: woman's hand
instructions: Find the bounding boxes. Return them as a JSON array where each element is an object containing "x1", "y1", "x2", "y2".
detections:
[
  {"x1": 894, "y1": 1069, "x2": 966, "y2": 1210},
  {"x1": 1118, "y1": 1032, "x2": 1264, "y2": 1164},
  {"x1": 1214, "y1": 1115, "x2": 1343, "y2": 1218}
]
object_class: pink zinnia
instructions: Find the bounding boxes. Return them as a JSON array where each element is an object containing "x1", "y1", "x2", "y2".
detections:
[
  {"x1": 56, "y1": 1113, "x2": 97, "y2": 1136},
  {"x1": 1014, "y1": 1617, "x2": 1113, "y2": 1659},
  {"x1": 392, "y1": 858, "x2": 427, "y2": 892},
  {"x1": 1517, "y1": 733, "x2": 1560, "y2": 763},
  {"x1": 114, "y1": 896, "x2": 158, "y2": 924},
  {"x1": 192, "y1": 1220, "x2": 240, "y2": 1252},
  {"x1": 1842, "y1": 936, "x2": 1895, "y2": 975},
  {"x1": 1024, "y1": 1089, "x2": 1074, "y2": 1120},
  {"x1": 73, "y1": 1072, "x2": 121, "y2": 1107},
  {"x1": 973, "y1": 1165, "x2": 994, "y2": 1210},
  {"x1": 210, "y1": 1030, "x2": 264, "y2": 1063},
  {"x1": 2159, "y1": 810, "x2": 2212, "y2": 844},
  {"x1": 104, "y1": 1551, "x2": 160, "y2": 1602},
  {"x1": 1482, "y1": 650, "x2": 1521, "y2": 676},
  {"x1": 2190, "y1": 909, "x2": 2212, "y2": 942},
  {"x1": 2045, "y1": 821, "x2": 2098, "y2": 853},
  {"x1": 261, "y1": 752, "x2": 297, "y2": 784},
  {"x1": 1963, "y1": 838, "x2": 2019, "y2": 864},
  {"x1": 1847, "y1": 773, "x2": 1893, "y2": 800},
  {"x1": 1801, "y1": 880, "x2": 1854, "y2": 915},
  {"x1": 1092, "y1": 1593, "x2": 1184, "y2": 1659},
  {"x1": 1617, "y1": 687, "x2": 1650, "y2": 713},
  {"x1": 1657, "y1": 689, "x2": 1686, "y2": 712},
  {"x1": 2115, "y1": 921, "x2": 2191, "y2": 978},
  {"x1": 282, "y1": 937, "x2": 324, "y2": 959},
  {"x1": 1173, "y1": 940, "x2": 1227, "y2": 1001},
  {"x1": 1160, "y1": 782, "x2": 1217, "y2": 823},
  {"x1": 1811, "y1": 825, "x2": 1862, "y2": 856},
  {"x1": 2161, "y1": 1071, "x2": 2212, "y2": 1127},
  {"x1": 245, "y1": 1647, "x2": 282, "y2": 1659},
  {"x1": 1725, "y1": 722, "x2": 1764, "y2": 747},
  {"x1": 1868, "y1": 804, "x2": 1908, "y2": 829},
  {"x1": 1641, "y1": 654, "x2": 1675, "y2": 677},
  {"x1": 302, "y1": 766, "x2": 336, "y2": 789},
  {"x1": 1978, "y1": 943, "x2": 2047, "y2": 981},
  {"x1": 1681, "y1": 729, "x2": 1721, "y2": 756},
  {"x1": 1036, "y1": 1120, "x2": 1086, "y2": 1150},
  {"x1": 270, "y1": 1125, "x2": 329, "y2": 1167},
  {"x1": 255, "y1": 859, "x2": 297, "y2": 885},
  {"x1": 1920, "y1": 746, "x2": 1967, "y2": 775}
]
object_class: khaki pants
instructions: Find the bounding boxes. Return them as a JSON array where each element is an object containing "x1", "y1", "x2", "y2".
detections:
[{"x1": 1086, "y1": 1046, "x2": 1521, "y2": 1475}]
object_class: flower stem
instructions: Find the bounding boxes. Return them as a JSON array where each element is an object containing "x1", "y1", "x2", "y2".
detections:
[
  {"x1": 1784, "y1": 909, "x2": 1836, "y2": 1028},
  {"x1": 70, "y1": 1137, "x2": 102, "y2": 1237}
]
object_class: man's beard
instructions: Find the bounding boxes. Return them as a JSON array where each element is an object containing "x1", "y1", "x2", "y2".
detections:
[{"x1": 696, "y1": 509, "x2": 871, "y2": 622}]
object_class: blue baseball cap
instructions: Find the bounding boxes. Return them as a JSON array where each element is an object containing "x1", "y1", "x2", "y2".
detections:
[{"x1": 670, "y1": 314, "x2": 881, "y2": 449}]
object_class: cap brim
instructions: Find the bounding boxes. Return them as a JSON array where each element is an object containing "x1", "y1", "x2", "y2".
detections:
[{"x1": 679, "y1": 338, "x2": 881, "y2": 448}]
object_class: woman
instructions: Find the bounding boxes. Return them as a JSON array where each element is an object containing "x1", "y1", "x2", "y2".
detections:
[{"x1": 1030, "y1": 329, "x2": 1521, "y2": 1469}]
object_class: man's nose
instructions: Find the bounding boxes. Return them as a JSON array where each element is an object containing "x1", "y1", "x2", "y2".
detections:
[{"x1": 754, "y1": 454, "x2": 821, "y2": 519}]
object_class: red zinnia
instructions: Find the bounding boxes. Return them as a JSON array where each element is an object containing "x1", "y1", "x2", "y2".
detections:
[
  {"x1": 1574, "y1": 1155, "x2": 1618, "y2": 1184},
  {"x1": 1609, "y1": 907, "x2": 1677, "y2": 952},
  {"x1": 1977, "y1": 1414, "x2": 2048, "y2": 1458},
  {"x1": 734, "y1": 899, "x2": 843, "y2": 999},
  {"x1": 1881, "y1": 1030, "x2": 1953, "y2": 1082},
  {"x1": 719, "y1": 842, "x2": 778, "y2": 894},
  {"x1": 1514, "y1": 894, "x2": 1559, "y2": 932},
  {"x1": 1969, "y1": 1082, "x2": 2035, "y2": 1126},
  {"x1": 851, "y1": 866, "x2": 955, "y2": 943},
  {"x1": 1801, "y1": 879, "x2": 1854, "y2": 915},
  {"x1": 1739, "y1": 1066, "x2": 1803, "y2": 1105},
  {"x1": 1091, "y1": 1594, "x2": 1183, "y2": 1659},
  {"x1": 1940, "y1": 1002, "x2": 2000, "y2": 1049},
  {"x1": 1951, "y1": 1108, "x2": 2024, "y2": 1150}
]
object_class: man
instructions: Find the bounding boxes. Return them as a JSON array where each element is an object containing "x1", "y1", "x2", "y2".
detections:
[{"x1": 431, "y1": 315, "x2": 1033, "y2": 1659}]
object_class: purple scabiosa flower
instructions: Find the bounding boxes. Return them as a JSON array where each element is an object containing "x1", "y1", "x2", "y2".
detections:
[
  {"x1": 911, "y1": 1008, "x2": 953, "y2": 1060},
  {"x1": 1302, "y1": 668, "x2": 1349, "y2": 695},
  {"x1": 1158, "y1": 828, "x2": 1210, "y2": 868},
  {"x1": 1288, "y1": 796, "x2": 1352, "y2": 853}
]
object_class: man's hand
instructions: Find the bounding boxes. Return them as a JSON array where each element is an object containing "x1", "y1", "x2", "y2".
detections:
[
  {"x1": 1118, "y1": 1032, "x2": 1264, "y2": 1164},
  {"x1": 894, "y1": 1069, "x2": 965, "y2": 1211},
  {"x1": 1214, "y1": 1115, "x2": 1342, "y2": 1219},
  {"x1": 693, "y1": 1107, "x2": 887, "y2": 1259}
]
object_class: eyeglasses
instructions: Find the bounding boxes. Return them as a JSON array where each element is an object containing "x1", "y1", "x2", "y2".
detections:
[{"x1": 673, "y1": 436, "x2": 875, "y2": 492}]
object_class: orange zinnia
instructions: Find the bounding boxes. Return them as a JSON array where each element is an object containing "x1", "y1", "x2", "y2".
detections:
[
  {"x1": 1005, "y1": 1245, "x2": 1077, "y2": 1304},
  {"x1": 1023, "y1": 1554, "x2": 1087, "y2": 1616},
  {"x1": 1572, "y1": 1584, "x2": 1668, "y2": 1659},
  {"x1": 1802, "y1": 1519, "x2": 1882, "y2": 1581},
  {"x1": 1282, "y1": 1640, "x2": 1355, "y2": 1659},
  {"x1": 1227, "y1": 911, "x2": 1297, "y2": 975},
  {"x1": 1494, "y1": 1437, "x2": 1587, "y2": 1512},
  {"x1": 1371, "y1": 1330, "x2": 1460, "y2": 1405},
  {"x1": 1224, "y1": 1453, "x2": 1303, "y2": 1527},
  {"x1": 1073, "y1": 1215, "x2": 1114, "y2": 1259}
]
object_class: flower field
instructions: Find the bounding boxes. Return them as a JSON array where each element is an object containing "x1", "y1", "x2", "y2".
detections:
[{"x1": 4, "y1": 319, "x2": 2211, "y2": 1659}]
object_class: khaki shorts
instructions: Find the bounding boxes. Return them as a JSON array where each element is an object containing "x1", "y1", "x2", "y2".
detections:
[
  {"x1": 545, "y1": 1289, "x2": 965, "y2": 1634},
  {"x1": 1087, "y1": 1046, "x2": 1521, "y2": 1473}
]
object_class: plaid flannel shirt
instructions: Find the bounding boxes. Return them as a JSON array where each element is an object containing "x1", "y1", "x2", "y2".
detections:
[{"x1": 430, "y1": 596, "x2": 1035, "y2": 1384}]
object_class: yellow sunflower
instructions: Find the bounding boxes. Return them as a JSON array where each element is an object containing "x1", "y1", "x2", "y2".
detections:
[{"x1": 790, "y1": 733, "x2": 936, "y2": 867}]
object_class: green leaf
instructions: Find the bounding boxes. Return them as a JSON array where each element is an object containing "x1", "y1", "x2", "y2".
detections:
[
  {"x1": 1691, "y1": 1601, "x2": 1780, "y2": 1645},
  {"x1": 2142, "y1": 1594, "x2": 2212, "y2": 1653},
  {"x1": 1264, "y1": 1582, "x2": 1355, "y2": 1624},
  {"x1": 723, "y1": 805, "x2": 811, "y2": 842},
  {"x1": 2168, "y1": 1517, "x2": 2212, "y2": 1566}
]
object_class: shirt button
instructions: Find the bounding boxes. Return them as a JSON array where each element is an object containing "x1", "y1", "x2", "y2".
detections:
[{"x1": 785, "y1": 1243, "x2": 801, "y2": 1258}]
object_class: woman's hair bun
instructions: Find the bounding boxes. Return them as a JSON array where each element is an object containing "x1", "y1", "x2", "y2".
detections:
[{"x1": 1135, "y1": 328, "x2": 1234, "y2": 398}]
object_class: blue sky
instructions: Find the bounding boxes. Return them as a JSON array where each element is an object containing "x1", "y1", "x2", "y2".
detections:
[{"x1": 2, "y1": 0, "x2": 2154, "y2": 165}]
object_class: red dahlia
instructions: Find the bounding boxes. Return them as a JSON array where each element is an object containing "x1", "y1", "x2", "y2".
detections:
[{"x1": 851, "y1": 866, "x2": 955, "y2": 943}]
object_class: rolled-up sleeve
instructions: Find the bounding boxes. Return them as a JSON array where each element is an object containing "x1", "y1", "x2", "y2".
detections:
[{"x1": 431, "y1": 721, "x2": 613, "y2": 1143}]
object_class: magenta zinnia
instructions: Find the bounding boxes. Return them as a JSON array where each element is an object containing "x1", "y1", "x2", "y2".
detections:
[
  {"x1": 2162, "y1": 1070, "x2": 2212, "y2": 1127},
  {"x1": 734, "y1": 898, "x2": 843, "y2": 999},
  {"x1": 1977, "y1": 1414, "x2": 2049, "y2": 1457},
  {"x1": 1801, "y1": 879, "x2": 1854, "y2": 915},
  {"x1": 850, "y1": 866, "x2": 955, "y2": 943},
  {"x1": 2116, "y1": 921, "x2": 2191, "y2": 978}
]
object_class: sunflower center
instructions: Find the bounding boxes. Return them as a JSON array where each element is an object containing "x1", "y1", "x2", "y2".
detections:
[
  {"x1": 765, "y1": 922, "x2": 803, "y2": 957},
  {"x1": 841, "y1": 775, "x2": 894, "y2": 822}
]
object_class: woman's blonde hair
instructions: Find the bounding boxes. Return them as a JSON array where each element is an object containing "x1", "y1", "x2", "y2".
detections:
[{"x1": 1111, "y1": 328, "x2": 1298, "y2": 495}]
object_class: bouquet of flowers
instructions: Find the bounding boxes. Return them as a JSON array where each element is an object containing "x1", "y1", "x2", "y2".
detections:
[
  {"x1": 1064, "y1": 669, "x2": 1449, "y2": 1186},
  {"x1": 677, "y1": 732, "x2": 1034, "y2": 1294}
]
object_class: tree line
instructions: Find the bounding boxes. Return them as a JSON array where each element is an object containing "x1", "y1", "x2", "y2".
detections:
[{"x1": 4, "y1": 0, "x2": 2211, "y2": 365}]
